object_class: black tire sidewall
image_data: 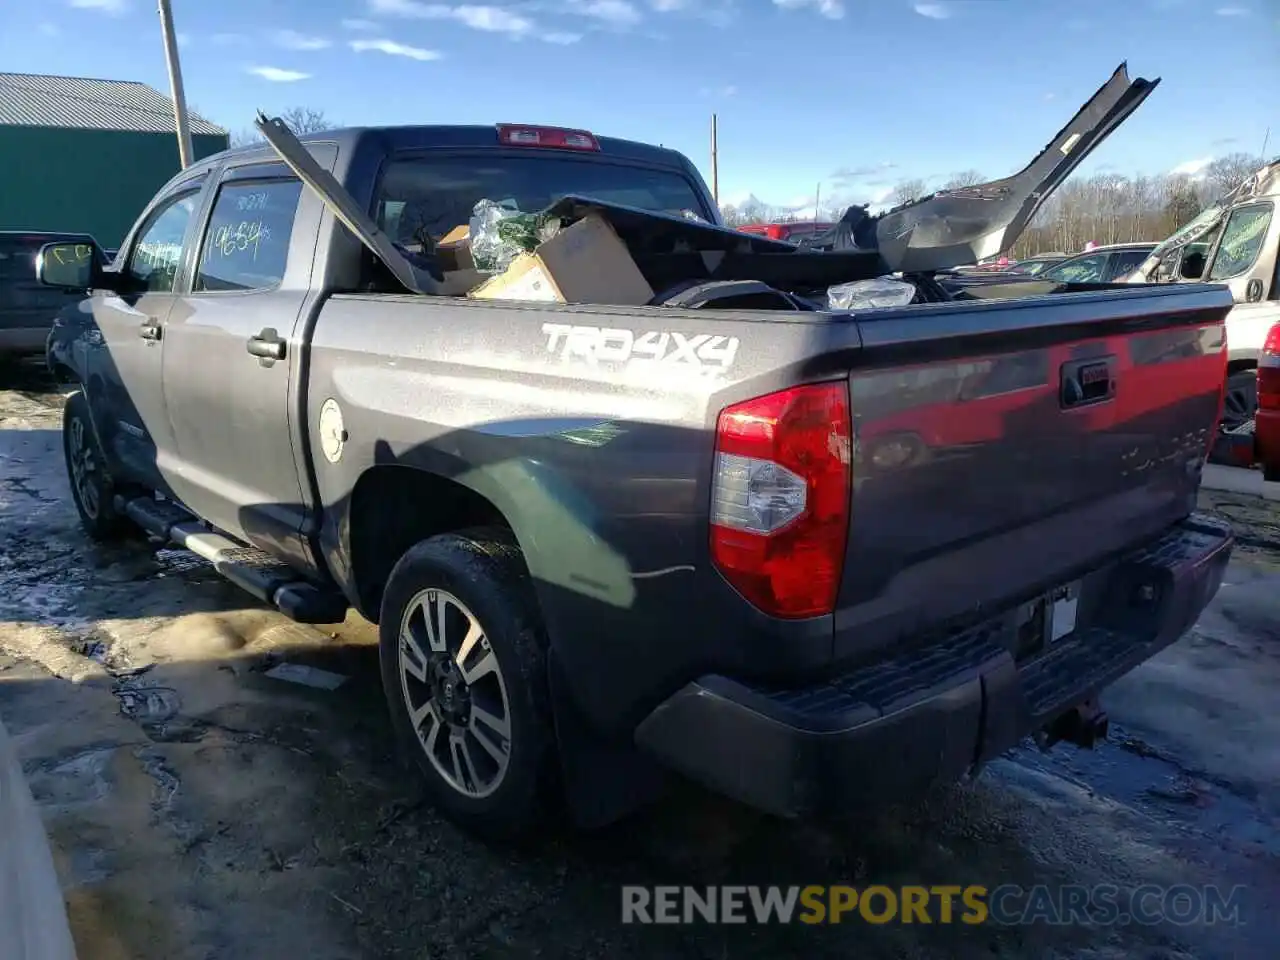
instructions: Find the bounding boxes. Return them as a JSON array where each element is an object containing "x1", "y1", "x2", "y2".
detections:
[
  {"x1": 1224, "y1": 370, "x2": 1258, "y2": 430},
  {"x1": 62, "y1": 391, "x2": 125, "y2": 539},
  {"x1": 377, "y1": 531, "x2": 552, "y2": 839}
]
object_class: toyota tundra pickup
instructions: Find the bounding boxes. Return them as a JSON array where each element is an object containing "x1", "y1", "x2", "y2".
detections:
[{"x1": 37, "y1": 63, "x2": 1236, "y2": 840}]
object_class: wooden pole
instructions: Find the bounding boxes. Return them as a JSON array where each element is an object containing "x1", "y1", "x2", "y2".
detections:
[{"x1": 710, "y1": 113, "x2": 719, "y2": 206}]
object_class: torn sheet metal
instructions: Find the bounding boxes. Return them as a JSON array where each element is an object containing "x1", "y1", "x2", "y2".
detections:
[
  {"x1": 253, "y1": 112, "x2": 440, "y2": 295},
  {"x1": 810, "y1": 63, "x2": 1161, "y2": 274}
]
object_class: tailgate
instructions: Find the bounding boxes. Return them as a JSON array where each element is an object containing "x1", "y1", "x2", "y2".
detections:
[{"x1": 833, "y1": 284, "x2": 1232, "y2": 662}]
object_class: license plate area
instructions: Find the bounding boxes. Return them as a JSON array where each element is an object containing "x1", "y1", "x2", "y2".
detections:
[{"x1": 1014, "y1": 581, "x2": 1081, "y2": 662}]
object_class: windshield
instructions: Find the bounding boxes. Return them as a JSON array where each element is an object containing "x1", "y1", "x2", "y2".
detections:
[{"x1": 374, "y1": 154, "x2": 711, "y2": 249}]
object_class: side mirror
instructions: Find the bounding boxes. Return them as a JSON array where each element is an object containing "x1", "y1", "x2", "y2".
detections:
[{"x1": 36, "y1": 241, "x2": 103, "y2": 291}]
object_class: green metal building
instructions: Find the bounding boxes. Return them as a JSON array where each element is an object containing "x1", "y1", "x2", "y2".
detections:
[{"x1": 0, "y1": 73, "x2": 229, "y2": 248}]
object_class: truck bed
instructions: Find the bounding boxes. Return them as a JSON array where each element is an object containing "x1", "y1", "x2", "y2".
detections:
[{"x1": 305, "y1": 280, "x2": 1233, "y2": 732}]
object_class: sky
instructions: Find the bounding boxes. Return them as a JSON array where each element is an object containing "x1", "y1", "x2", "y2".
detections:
[{"x1": 2, "y1": 0, "x2": 1277, "y2": 215}]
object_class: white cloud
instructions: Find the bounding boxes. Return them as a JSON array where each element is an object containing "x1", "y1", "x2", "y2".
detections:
[
  {"x1": 369, "y1": 1, "x2": 537, "y2": 35},
  {"x1": 568, "y1": 0, "x2": 643, "y2": 26},
  {"x1": 650, "y1": 0, "x2": 685, "y2": 8},
  {"x1": 455, "y1": 5, "x2": 537, "y2": 32},
  {"x1": 368, "y1": 0, "x2": 584, "y2": 40},
  {"x1": 342, "y1": 18, "x2": 379, "y2": 29},
  {"x1": 349, "y1": 38, "x2": 442, "y2": 60},
  {"x1": 773, "y1": 0, "x2": 844, "y2": 18},
  {"x1": 700, "y1": 84, "x2": 737, "y2": 98},
  {"x1": 1215, "y1": 5, "x2": 1248, "y2": 14},
  {"x1": 212, "y1": 32, "x2": 246, "y2": 45},
  {"x1": 1170, "y1": 157, "x2": 1213, "y2": 176},
  {"x1": 274, "y1": 29, "x2": 332, "y2": 50},
  {"x1": 913, "y1": 2, "x2": 952, "y2": 18},
  {"x1": 247, "y1": 65, "x2": 312, "y2": 82},
  {"x1": 68, "y1": 0, "x2": 129, "y2": 14}
]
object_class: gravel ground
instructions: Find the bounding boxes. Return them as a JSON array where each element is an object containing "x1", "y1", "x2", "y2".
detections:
[{"x1": 1, "y1": 357, "x2": 1277, "y2": 960}]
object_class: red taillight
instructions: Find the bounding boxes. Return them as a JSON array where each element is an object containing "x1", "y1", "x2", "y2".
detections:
[
  {"x1": 496, "y1": 124, "x2": 600, "y2": 151},
  {"x1": 764, "y1": 225, "x2": 786, "y2": 241},
  {"x1": 1258, "y1": 324, "x2": 1280, "y2": 412},
  {"x1": 710, "y1": 382, "x2": 852, "y2": 619}
]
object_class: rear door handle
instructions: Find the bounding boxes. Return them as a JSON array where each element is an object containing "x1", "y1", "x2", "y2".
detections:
[
  {"x1": 246, "y1": 327, "x2": 286, "y2": 363},
  {"x1": 138, "y1": 322, "x2": 162, "y2": 341}
]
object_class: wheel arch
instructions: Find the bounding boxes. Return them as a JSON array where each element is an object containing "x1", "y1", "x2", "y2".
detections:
[{"x1": 344, "y1": 464, "x2": 516, "y2": 622}]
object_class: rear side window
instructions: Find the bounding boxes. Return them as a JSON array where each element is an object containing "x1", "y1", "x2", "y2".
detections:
[
  {"x1": 194, "y1": 179, "x2": 304, "y2": 292},
  {"x1": 1044, "y1": 253, "x2": 1108, "y2": 283},
  {"x1": 1107, "y1": 249, "x2": 1151, "y2": 280},
  {"x1": 374, "y1": 154, "x2": 711, "y2": 250},
  {"x1": 0, "y1": 237, "x2": 42, "y2": 281},
  {"x1": 1207, "y1": 203, "x2": 1273, "y2": 281}
]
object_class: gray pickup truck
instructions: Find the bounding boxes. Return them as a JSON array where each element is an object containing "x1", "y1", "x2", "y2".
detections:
[{"x1": 37, "y1": 64, "x2": 1236, "y2": 840}]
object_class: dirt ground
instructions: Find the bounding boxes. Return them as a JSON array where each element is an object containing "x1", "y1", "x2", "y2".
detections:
[{"x1": 1, "y1": 358, "x2": 1277, "y2": 960}]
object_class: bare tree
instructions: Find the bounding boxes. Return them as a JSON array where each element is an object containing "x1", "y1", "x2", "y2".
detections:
[
  {"x1": 230, "y1": 106, "x2": 334, "y2": 147},
  {"x1": 1205, "y1": 153, "x2": 1265, "y2": 198},
  {"x1": 940, "y1": 170, "x2": 986, "y2": 190},
  {"x1": 890, "y1": 178, "x2": 928, "y2": 206}
]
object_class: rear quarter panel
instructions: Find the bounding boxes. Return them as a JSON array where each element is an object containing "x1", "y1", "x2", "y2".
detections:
[{"x1": 306, "y1": 297, "x2": 862, "y2": 731}]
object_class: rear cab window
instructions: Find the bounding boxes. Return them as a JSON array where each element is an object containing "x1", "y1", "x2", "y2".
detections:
[{"x1": 372, "y1": 152, "x2": 712, "y2": 257}]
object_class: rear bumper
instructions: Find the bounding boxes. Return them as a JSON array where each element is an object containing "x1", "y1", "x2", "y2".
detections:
[{"x1": 634, "y1": 513, "x2": 1233, "y2": 818}]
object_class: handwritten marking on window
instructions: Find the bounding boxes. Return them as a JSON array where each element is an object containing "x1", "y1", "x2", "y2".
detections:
[
  {"x1": 236, "y1": 191, "x2": 270, "y2": 213},
  {"x1": 205, "y1": 220, "x2": 271, "y2": 262}
]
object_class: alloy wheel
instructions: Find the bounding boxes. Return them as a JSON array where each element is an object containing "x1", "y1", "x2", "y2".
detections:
[{"x1": 397, "y1": 588, "x2": 512, "y2": 799}]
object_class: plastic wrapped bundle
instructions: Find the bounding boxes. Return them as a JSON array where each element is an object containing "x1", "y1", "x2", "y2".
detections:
[
  {"x1": 468, "y1": 200, "x2": 562, "y2": 274},
  {"x1": 826, "y1": 277, "x2": 917, "y2": 311}
]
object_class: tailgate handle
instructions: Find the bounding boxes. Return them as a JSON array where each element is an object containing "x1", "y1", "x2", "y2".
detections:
[{"x1": 1060, "y1": 356, "x2": 1116, "y2": 409}]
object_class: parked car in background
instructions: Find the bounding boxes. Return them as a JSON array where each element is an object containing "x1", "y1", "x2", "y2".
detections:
[
  {"x1": 1037, "y1": 242, "x2": 1157, "y2": 284},
  {"x1": 1007, "y1": 253, "x2": 1068, "y2": 276},
  {"x1": 0, "y1": 231, "x2": 106, "y2": 362},
  {"x1": 738, "y1": 221, "x2": 833, "y2": 245},
  {"x1": 1255, "y1": 322, "x2": 1280, "y2": 480},
  {"x1": 1127, "y1": 159, "x2": 1280, "y2": 435}
]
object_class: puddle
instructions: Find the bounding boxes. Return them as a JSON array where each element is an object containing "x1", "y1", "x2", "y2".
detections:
[
  {"x1": 1004, "y1": 724, "x2": 1280, "y2": 857},
  {"x1": 25, "y1": 746, "x2": 115, "y2": 810},
  {"x1": 115, "y1": 685, "x2": 182, "y2": 725}
]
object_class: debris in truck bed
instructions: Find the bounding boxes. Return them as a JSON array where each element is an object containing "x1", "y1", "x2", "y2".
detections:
[
  {"x1": 468, "y1": 212, "x2": 653, "y2": 306},
  {"x1": 826, "y1": 277, "x2": 916, "y2": 310}
]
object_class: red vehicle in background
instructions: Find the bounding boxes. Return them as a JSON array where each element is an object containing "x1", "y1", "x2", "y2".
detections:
[
  {"x1": 738, "y1": 221, "x2": 833, "y2": 245},
  {"x1": 1256, "y1": 323, "x2": 1280, "y2": 480}
]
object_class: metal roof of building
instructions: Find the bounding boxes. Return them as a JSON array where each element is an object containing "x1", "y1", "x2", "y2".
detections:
[{"x1": 0, "y1": 73, "x2": 227, "y2": 136}]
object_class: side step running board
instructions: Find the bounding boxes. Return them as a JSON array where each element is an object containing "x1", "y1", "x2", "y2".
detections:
[{"x1": 117, "y1": 495, "x2": 349, "y2": 625}]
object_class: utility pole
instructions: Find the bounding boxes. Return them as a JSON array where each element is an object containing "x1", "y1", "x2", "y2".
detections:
[
  {"x1": 710, "y1": 113, "x2": 719, "y2": 206},
  {"x1": 814, "y1": 182, "x2": 821, "y2": 221},
  {"x1": 1262, "y1": 127, "x2": 1271, "y2": 161},
  {"x1": 157, "y1": 0, "x2": 194, "y2": 168}
]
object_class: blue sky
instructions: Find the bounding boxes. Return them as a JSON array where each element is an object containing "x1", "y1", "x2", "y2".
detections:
[{"x1": 3, "y1": 0, "x2": 1277, "y2": 213}]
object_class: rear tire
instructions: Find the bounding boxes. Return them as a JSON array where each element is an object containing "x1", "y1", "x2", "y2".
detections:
[
  {"x1": 378, "y1": 528, "x2": 556, "y2": 841},
  {"x1": 62, "y1": 390, "x2": 134, "y2": 542},
  {"x1": 1221, "y1": 370, "x2": 1257, "y2": 433}
]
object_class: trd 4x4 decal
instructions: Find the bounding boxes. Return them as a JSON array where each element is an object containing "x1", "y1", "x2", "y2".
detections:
[{"x1": 541, "y1": 323, "x2": 740, "y2": 372}]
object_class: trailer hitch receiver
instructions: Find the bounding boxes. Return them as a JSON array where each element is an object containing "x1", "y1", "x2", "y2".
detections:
[{"x1": 1036, "y1": 698, "x2": 1110, "y2": 751}]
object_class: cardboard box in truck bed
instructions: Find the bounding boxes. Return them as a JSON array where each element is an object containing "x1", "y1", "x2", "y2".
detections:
[{"x1": 468, "y1": 214, "x2": 653, "y2": 306}]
